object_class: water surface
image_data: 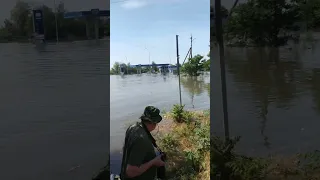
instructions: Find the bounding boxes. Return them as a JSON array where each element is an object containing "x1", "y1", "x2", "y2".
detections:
[
  {"x1": 110, "y1": 73, "x2": 210, "y2": 174},
  {"x1": 0, "y1": 40, "x2": 109, "y2": 180},
  {"x1": 212, "y1": 41, "x2": 320, "y2": 156}
]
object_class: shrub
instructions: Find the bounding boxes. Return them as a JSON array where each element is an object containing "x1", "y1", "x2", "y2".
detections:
[{"x1": 171, "y1": 104, "x2": 185, "y2": 123}]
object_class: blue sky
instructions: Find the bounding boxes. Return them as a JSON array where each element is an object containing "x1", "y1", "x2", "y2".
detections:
[{"x1": 110, "y1": 0, "x2": 210, "y2": 67}]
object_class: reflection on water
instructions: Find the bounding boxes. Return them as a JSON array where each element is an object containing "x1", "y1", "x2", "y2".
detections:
[
  {"x1": 110, "y1": 73, "x2": 210, "y2": 174},
  {"x1": 212, "y1": 41, "x2": 320, "y2": 156},
  {"x1": 180, "y1": 75, "x2": 210, "y2": 108}
]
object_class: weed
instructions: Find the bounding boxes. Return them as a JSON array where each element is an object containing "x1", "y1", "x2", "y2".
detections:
[
  {"x1": 182, "y1": 111, "x2": 193, "y2": 123},
  {"x1": 171, "y1": 104, "x2": 185, "y2": 123},
  {"x1": 161, "y1": 134, "x2": 177, "y2": 150},
  {"x1": 184, "y1": 150, "x2": 202, "y2": 172}
]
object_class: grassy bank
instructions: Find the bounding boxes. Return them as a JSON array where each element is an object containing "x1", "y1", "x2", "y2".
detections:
[
  {"x1": 155, "y1": 105, "x2": 210, "y2": 180},
  {"x1": 212, "y1": 135, "x2": 320, "y2": 180}
]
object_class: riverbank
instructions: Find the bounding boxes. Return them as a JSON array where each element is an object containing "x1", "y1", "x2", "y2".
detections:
[
  {"x1": 155, "y1": 105, "x2": 210, "y2": 180},
  {"x1": 212, "y1": 135, "x2": 320, "y2": 180}
]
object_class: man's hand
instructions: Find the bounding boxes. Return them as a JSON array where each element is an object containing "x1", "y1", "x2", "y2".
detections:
[
  {"x1": 126, "y1": 155, "x2": 165, "y2": 178},
  {"x1": 152, "y1": 155, "x2": 165, "y2": 167}
]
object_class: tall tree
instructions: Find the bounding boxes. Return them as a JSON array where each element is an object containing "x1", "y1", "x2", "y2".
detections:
[
  {"x1": 10, "y1": 1, "x2": 31, "y2": 37},
  {"x1": 181, "y1": 54, "x2": 205, "y2": 76},
  {"x1": 110, "y1": 62, "x2": 120, "y2": 75}
]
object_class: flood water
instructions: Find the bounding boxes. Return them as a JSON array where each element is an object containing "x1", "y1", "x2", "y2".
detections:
[
  {"x1": 212, "y1": 41, "x2": 320, "y2": 157},
  {"x1": 0, "y1": 40, "x2": 109, "y2": 180},
  {"x1": 110, "y1": 73, "x2": 210, "y2": 174}
]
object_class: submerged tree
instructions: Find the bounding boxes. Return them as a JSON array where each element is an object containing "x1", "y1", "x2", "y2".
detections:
[
  {"x1": 181, "y1": 54, "x2": 206, "y2": 76},
  {"x1": 225, "y1": 0, "x2": 301, "y2": 46},
  {"x1": 110, "y1": 62, "x2": 120, "y2": 75}
]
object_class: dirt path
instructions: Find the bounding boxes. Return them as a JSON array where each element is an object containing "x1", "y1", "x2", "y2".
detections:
[{"x1": 153, "y1": 114, "x2": 175, "y2": 136}]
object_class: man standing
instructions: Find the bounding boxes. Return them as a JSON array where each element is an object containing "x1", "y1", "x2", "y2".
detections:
[{"x1": 120, "y1": 106, "x2": 165, "y2": 180}]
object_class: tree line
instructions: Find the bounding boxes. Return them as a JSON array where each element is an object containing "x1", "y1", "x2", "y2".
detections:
[
  {"x1": 110, "y1": 61, "x2": 158, "y2": 75},
  {"x1": 0, "y1": 0, "x2": 110, "y2": 42},
  {"x1": 212, "y1": 0, "x2": 320, "y2": 46},
  {"x1": 110, "y1": 52, "x2": 210, "y2": 76}
]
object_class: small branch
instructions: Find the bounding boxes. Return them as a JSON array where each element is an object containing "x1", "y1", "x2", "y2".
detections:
[{"x1": 228, "y1": 0, "x2": 240, "y2": 18}]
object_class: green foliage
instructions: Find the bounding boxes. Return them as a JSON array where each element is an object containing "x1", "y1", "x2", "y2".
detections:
[
  {"x1": 225, "y1": 0, "x2": 307, "y2": 46},
  {"x1": 183, "y1": 113, "x2": 210, "y2": 174},
  {"x1": 171, "y1": 104, "x2": 185, "y2": 123},
  {"x1": 110, "y1": 61, "x2": 155, "y2": 75},
  {"x1": 297, "y1": 150, "x2": 320, "y2": 177},
  {"x1": 110, "y1": 62, "x2": 120, "y2": 75},
  {"x1": 181, "y1": 54, "x2": 206, "y2": 76},
  {"x1": 170, "y1": 104, "x2": 195, "y2": 123},
  {"x1": 292, "y1": 0, "x2": 320, "y2": 29},
  {"x1": 182, "y1": 111, "x2": 193, "y2": 123},
  {"x1": 161, "y1": 134, "x2": 178, "y2": 150},
  {"x1": 184, "y1": 150, "x2": 202, "y2": 172},
  {"x1": 228, "y1": 156, "x2": 269, "y2": 180},
  {"x1": 0, "y1": 0, "x2": 109, "y2": 42}
]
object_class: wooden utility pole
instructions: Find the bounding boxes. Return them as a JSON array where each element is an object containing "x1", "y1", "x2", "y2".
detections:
[
  {"x1": 54, "y1": 0, "x2": 59, "y2": 43},
  {"x1": 190, "y1": 34, "x2": 193, "y2": 59},
  {"x1": 176, "y1": 35, "x2": 182, "y2": 106},
  {"x1": 215, "y1": 0, "x2": 230, "y2": 141}
]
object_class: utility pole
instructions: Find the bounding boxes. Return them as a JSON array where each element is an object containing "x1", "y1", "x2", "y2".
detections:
[
  {"x1": 125, "y1": 56, "x2": 128, "y2": 74},
  {"x1": 54, "y1": 0, "x2": 59, "y2": 43},
  {"x1": 145, "y1": 46, "x2": 151, "y2": 73},
  {"x1": 176, "y1": 35, "x2": 182, "y2": 106},
  {"x1": 190, "y1": 34, "x2": 193, "y2": 59},
  {"x1": 215, "y1": 0, "x2": 230, "y2": 141}
]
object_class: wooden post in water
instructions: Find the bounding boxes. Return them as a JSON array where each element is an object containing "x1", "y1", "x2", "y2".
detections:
[
  {"x1": 176, "y1": 35, "x2": 182, "y2": 106},
  {"x1": 53, "y1": 0, "x2": 59, "y2": 43},
  {"x1": 215, "y1": 0, "x2": 230, "y2": 141}
]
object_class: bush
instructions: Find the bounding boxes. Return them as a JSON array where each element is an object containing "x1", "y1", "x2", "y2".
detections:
[
  {"x1": 171, "y1": 104, "x2": 185, "y2": 123},
  {"x1": 171, "y1": 104, "x2": 194, "y2": 123}
]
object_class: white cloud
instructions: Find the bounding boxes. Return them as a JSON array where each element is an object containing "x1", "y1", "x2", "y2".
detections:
[
  {"x1": 121, "y1": 0, "x2": 148, "y2": 9},
  {"x1": 120, "y1": 0, "x2": 186, "y2": 9}
]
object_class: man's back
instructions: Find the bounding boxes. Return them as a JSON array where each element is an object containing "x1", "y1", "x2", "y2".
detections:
[{"x1": 120, "y1": 122, "x2": 157, "y2": 180}]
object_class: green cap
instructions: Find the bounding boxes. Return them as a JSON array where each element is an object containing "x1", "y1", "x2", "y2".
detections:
[{"x1": 140, "y1": 106, "x2": 162, "y2": 123}]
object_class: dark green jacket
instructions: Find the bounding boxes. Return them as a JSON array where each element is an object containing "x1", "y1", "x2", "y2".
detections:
[{"x1": 120, "y1": 122, "x2": 157, "y2": 180}]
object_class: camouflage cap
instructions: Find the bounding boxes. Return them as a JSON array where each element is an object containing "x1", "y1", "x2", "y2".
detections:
[{"x1": 140, "y1": 106, "x2": 162, "y2": 123}]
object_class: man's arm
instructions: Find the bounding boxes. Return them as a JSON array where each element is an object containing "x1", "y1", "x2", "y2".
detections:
[
  {"x1": 126, "y1": 159, "x2": 155, "y2": 178},
  {"x1": 125, "y1": 138, "x2": 154, "y2": 178}
]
